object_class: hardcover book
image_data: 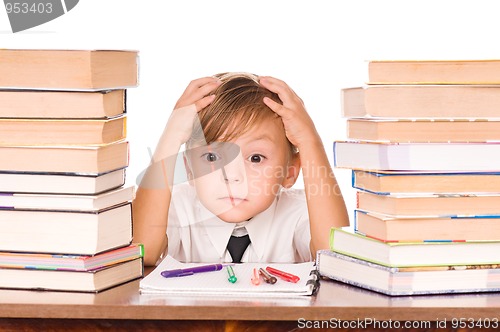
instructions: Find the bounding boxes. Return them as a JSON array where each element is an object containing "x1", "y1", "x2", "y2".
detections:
[
  {"x1": 317, "y1": 250, "x2": 500, "y2": 296},
  {"x1": 0, "y1": 140, "x2": 129, "y2": 174},
  {"x1": 354, "y1": 210, "x2": 500, "y2": 242},
  {"x1": 333, "y1": 141, "x2": 500, "y2": 171},
  {"x1": 0, "y1": 258, "x2": 143, "y2": 293},
  {"x1": 346, "y1": 118, "x2": 500, "y2": 142},
  {"x1": 0, "y1": 89, "x2": 125, "y2": 119},
  {"x1": 352, "y1": 170, "x2": 500, "y2": 195},
  {"x1": 330, "y1": 228, "x2": 500, "y2": 267},
  {"x1": 342, "y1": 85, "x2": 500, "y2": 118},
  {"x1": 0, "y1": 244, "x2": 143, "y2": 271},
  {"x1": 0, "y1": 185, "x2": 134, "y2": 211},
  {"x1": 356, "y1": 190, "x2": 500, "y2": 216},
  {"x1": 0, "y1": 49, "x2": 138, "y2": 90},
  {"x1": 368, "y1": 60, "x2": 500, "y2": 84},
  {"x1": 0, "y1": 203, "x2": 133, "y2": 255},
  {"x1": 0, "y1": 116, "x2": 126, "y2": 146}
]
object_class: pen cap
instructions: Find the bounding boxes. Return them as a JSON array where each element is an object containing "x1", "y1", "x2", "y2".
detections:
[{"x1": 266, "y1": 266, "x2": 300, "y2": 283}]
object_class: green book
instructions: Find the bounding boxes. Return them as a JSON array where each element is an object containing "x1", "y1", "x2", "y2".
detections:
[{"x1": 330, "y1": 228, "x2": 500, "y2": 268}]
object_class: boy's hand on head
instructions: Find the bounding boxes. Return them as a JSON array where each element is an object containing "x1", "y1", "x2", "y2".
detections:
[
  {"x1": 165, "y1": 77, "x2": 221, "y2": 147},
  {"x1": 259, "y1": 76, "x2": 320, "y2": 150},
  {"x1": 174, "y1": 77, "x2": 221, "y2": 110}
]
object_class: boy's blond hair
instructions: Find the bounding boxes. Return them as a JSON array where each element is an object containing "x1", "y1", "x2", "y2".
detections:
[{"x1": 189, "y1": 72, "x2": 296, "y2": 156}]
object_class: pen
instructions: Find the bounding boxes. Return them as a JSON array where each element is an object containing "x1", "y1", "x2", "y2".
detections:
[
  {"x1": 161, "y1": 263, "x2": 225, "y2": 278},
  {"x1": 266, "y1": 266, "x2": 300, "y2": 283},
  {"x1": 251, "y1": 267, "x2": 261, "y2": 285},
  {"x1": 227, "y1": 265, "x2": 237, "y2": 283},
  {"x1": 258, "y1": 267, "x2": 277, "y2": 284}
]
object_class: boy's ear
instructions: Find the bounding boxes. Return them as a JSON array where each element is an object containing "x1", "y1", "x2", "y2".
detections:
[
  {"x1": 282, "y1": 153, "x2": 301, "y2": 189},
  {"x1": 183, "y1": 152, "x2": 195, "y2": 186}
]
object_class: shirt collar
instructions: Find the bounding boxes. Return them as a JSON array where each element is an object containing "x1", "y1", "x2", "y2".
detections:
[
  {"x1": 198, "y1": 196, "x2": 278, "y2": 262},
  {"x1": 245, "y1": 199, "x2": 277, "y2": 261}
]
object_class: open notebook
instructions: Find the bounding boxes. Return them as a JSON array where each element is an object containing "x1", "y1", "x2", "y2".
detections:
[{"x1": 140, "y1": 256, "x2": 319, "y2": 297}]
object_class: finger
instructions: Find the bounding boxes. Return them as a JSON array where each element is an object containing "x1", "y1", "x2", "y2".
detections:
[
  {"x1": 194, "y1": 94, "x2": 216, "y2": 111},
  {"x1": 186, "y1": 76, "x2": 220, "y2": 91},
  {"x1": 195, "y1": 80, "x2": 222, "y2": 98},
  {"x1": 176, "y1": 78, "x2": 221, "y2": 108},
  {"x1": 259, "y1": 76, "x2": 296, "y2": 105},
  {"x1": 263, "y1": 96, "x2": 289, "y2": 118}
]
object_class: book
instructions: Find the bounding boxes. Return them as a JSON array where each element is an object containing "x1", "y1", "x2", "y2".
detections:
[
  {"x1": 317, "y1": 250, "x2": 500, "y2": 296},
  {"x1": 333, "y1": 141, "x2": 500, "y2": 171},
  {"x1": 354, "y1": 210, "x2": 500, "y2": 242},
  {"x1": 140, "y1": 255, "x2": 319, "y2": 297},
  {"x1": 0, "y1": 140, "x2": 128, "y2": 174},
  {"x1": 0, "y1": 116, "x2": 126, "y2": 146},
  {"x1": 0, "y1": 168, "x2": 126, "y2": 195},
  {"x1": 329, "y1": 228, "x2": 500, "y2": 267},
  {"x1": 0, "y1": 243, "x2": 143, "y2": 271},
  {"x1": 352, "y1": 170, "x2": 500, "y2": 194},
  {"x1": 368, "y1": 60, "x2": 500, "y2": 85},
  {"x1": 0, "y1": 89, "x2": 125, "y2": 119},
  {"x1": 0, "y1": 185, "x2": 134, "y2": 211},
  {"x1": 346, "y1": 118, "x2": 500, "y2": 142},
  {"x1": 356, "y1": 190, "x2": 500, "y2": 216},
  {"x1": 0, "y1": 50, "x2": 138, "y2": 90},
  {"x1": 342, "y1": 85, "x2": 500, "y2": 118},
  {"x1": 0, "y1": 202, "x2": 133, "y2": 255},
  {"x1": 0, "y1": 258, "x2": 143, "y2": 292}
]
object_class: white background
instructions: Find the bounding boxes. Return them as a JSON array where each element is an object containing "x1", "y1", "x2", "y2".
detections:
[{"x1": 2, "y1": 0, "x2": 500, "y2": 223}]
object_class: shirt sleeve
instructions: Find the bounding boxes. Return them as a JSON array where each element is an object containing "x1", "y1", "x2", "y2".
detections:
[
  {"x1": 281, "y1": 188, "x2": 313, "y2": 262},
  {"x1": 165, "y1": 183, "x2": 193, "y2": 262}
]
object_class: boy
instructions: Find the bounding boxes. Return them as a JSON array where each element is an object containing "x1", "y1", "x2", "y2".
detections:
[{"x1": 133, "y1": 73, "x2": 348, "y2": 265}]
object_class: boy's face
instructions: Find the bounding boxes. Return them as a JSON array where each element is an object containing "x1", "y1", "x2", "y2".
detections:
[{"x1": 185, "y1": 118, "x2": 297, "y2": 223}]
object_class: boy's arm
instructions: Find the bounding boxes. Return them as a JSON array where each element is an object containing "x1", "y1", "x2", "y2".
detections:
[
  {"x1": 133, "y1": 77, "x2": 220, "y2": 266},
  {"x1": 260, "y1": 77, "x2": 349, "y2": 255}
]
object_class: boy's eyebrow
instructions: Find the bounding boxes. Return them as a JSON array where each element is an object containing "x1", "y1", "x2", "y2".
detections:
[{"x1": 248, "y1": 134, "x2": 275, "y2": 142}]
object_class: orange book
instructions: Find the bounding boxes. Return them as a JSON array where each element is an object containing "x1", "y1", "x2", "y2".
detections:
[
  {"x1": 0, "y1": 203, "x2": 133, "y2": 255},
  {"x1": 355, "y1": 210, "x2": 500, "y2": 242},
  {"x1": 0, "y1": 116, "x2": 126, "y2": 146},
  {"x1": 342, "y1": 85, "x2": 500, "y2": 118},
  {"x1": 356, "y1": 190, "x2": 500, "y2": 216},
  {"x1": 352, "y1": 170, "x2": 500, "y2": 194},
  {"x1": 368, "y1": 60, "x2": 500, "y2": 84},
  {"x1": 0, "y1": 89, "x2": 125, "y2": 119},
  {"x1": 0, "y1": 49, "x2": 138, "y2": 90},
  {"x1": 347, "y1": 118, "x2": 500, "y2": 142},
  {"x1": 0, "y1": 140, "x2": 128, "y2": 174}
]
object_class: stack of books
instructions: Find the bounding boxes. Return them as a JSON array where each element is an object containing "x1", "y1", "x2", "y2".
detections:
[
  {"x1": 319, "y1": 60, "x2": 500, "y2": 296},
  {"x1": 0, "y1": 49, "x2": 143, "y2": 292}
]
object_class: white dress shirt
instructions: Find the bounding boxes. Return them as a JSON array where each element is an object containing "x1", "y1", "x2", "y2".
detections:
[{"x1": 165, "y1": 182, "x2": 312, "y2": 263}]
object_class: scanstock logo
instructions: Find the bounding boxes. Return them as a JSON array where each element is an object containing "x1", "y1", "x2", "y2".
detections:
[{"x1": 4, "y1": 0, "x2": 79, "y2": 33}]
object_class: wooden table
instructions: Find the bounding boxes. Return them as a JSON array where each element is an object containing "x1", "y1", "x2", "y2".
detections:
[{"x1": 1, "y1": 270, "x2": 500, "y2": 331}]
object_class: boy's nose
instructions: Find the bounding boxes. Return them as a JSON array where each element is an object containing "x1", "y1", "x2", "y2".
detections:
[{"x1": 221, "y1": 155, "x2": 245, "y2": 183}]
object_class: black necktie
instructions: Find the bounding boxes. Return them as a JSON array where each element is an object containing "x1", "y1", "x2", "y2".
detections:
[{"x1": 227, "y1": 234, "x2": 251, "y2": 263}]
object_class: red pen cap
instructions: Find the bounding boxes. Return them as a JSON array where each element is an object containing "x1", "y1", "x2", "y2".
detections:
[{"x1": 265, "y1": 266, "x2": 300, "y2": 283}]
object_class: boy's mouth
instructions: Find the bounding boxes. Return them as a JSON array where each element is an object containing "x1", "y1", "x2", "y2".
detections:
[{"x1": 219, "y1": 196, "x2": 247, "y2": 206}]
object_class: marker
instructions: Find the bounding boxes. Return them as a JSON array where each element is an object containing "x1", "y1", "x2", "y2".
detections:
[
  {"x1": 227, "y1": 265, "x2": 237, "y2": 283},
  {"x1": 258, "y1": 268, "x2": 277, "y2": 284},
  {"x1": 266, "y1": 266, "x2": 300, "y2": 283},
  {"x1": 251, "y1": 268, "x2": 261, "y2": 285},
  {"x1": 161, "y1": 263, "x2": 227, "y2": 278}
]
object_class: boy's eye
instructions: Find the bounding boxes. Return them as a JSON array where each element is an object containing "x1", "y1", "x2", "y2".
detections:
[
  {"x1": 202, "y1": 152, "x2": 219, "y2": 162},
  {"x1": 249, "y1": 154, "x2": 265, "y2": 163}
]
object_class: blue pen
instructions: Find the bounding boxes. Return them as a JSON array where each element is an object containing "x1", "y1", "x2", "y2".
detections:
[{"x1": 161, "y1": 263, "x2": 228, "y2": 278}]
